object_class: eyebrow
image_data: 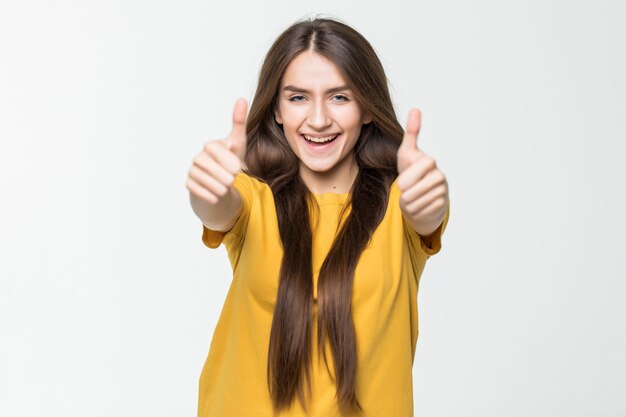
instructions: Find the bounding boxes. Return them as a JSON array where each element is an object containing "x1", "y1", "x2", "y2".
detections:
[{"x1": 282, "y1": 85, "x2": 350, "y2": 94}]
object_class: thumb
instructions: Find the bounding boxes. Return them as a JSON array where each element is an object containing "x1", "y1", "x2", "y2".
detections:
[
  {"x1": 400, "y1": 108, "x2": 421, "y2": 151},
  {"x1": 227, "y1": 98, "x2": 248, "y2": 159},
  {"x1": 397, "y1": 109, "x2": 422, "y2": 173}
]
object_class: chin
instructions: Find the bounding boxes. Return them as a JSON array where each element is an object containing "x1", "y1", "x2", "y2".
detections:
[{"x1": 302, "y1": 161, "x2": 334, "y2": 173}]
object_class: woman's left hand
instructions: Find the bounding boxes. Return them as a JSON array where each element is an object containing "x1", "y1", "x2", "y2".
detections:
[{"x1": 396, "y1": 109, "x2": 449, "y2": 237}]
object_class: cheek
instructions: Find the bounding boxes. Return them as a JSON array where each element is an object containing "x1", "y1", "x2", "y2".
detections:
[
  {"x1": 279, "y1": 106, "x2": 305, "y2": 129},
  {"x1": 284, "y1": 132, "x2": 301, "y2": 153},
  {"x1": 334, "y1": 106, "x2": 364, "y2": 129}
]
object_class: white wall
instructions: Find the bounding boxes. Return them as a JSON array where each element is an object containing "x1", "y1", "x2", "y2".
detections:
[{"x1": 1, "y1": 0, "x2": 624, "y2": 416}]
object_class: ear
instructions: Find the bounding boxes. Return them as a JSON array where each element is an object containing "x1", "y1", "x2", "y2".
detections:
[
  {"x1": 362, "y1": 112, "x2": 373, "y2": 125},
  {"x1": 274, "y1": 109, "x2": 283, "y2": 125}
]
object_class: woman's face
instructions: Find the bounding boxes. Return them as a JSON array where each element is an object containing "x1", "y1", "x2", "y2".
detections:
[{"x1": 274, "y1": 50, "x2": 372, "y2": 189}]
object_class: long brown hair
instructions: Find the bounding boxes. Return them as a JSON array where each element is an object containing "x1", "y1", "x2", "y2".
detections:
[{"x1": 244, "y1": 17, "x2": 405, "y2": 414}]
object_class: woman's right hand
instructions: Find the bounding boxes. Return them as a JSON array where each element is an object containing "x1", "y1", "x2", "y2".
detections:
[{"x1": 186, "y1": 98, "x2": 248, "y2": 205}]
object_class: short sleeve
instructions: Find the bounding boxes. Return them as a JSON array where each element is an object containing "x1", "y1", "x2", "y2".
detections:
[
  {"x1": 403, "y1": 198, "x2": 450, "y2": 258},
  {"x1": 201, "y1": 172, "x2": 254, "y2": 249}
]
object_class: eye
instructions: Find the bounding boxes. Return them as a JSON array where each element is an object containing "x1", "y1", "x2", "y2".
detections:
[
  {"x1": 288, "y1": 95, "x2": 306, "y2": 102},
  {"x1": 332, "y1": 94, "x2": 349, "y2": 102}
]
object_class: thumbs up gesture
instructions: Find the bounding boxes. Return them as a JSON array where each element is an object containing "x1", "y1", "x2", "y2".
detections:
[
  {"x1": 396, "y1": 109, "x2": 449, "y2": 237},
  {"x1": 186, "y1": 98, "x2": 248, "y2": 205}
]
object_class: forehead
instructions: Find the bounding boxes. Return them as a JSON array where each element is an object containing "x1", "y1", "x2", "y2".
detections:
[{"x1": 281, "y1": 50, "x2": 347, "y2": 89}]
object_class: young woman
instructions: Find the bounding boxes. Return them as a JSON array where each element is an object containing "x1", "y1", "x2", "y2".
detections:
[{"x1": 187, "y1": 17, "x2": 450, "y2": 417}]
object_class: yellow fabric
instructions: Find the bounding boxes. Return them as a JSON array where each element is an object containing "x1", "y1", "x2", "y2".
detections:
[{"x1": 198, "y1": 171, "x2": 450, "y2": 417}]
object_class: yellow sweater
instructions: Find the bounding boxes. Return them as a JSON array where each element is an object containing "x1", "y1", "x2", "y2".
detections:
[{"x1": 198, "y1": 171, "x2": 450, "y2": 417}]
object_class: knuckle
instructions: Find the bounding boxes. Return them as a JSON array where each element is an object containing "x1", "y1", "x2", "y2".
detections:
[
  {"x1": 430, "y1": 170, "x2": 444, "y2": 185},
  {"x1": 406, "y1": 205, "x2": 420, "y2": 217},
  {"x1": 204, "y1": 151, "x2": 220, "y2": 166},
  {"x1": 205, "y1": 192, "x2": 217, "y2": 204},
  {"x1": 187, "y1": 180, "x2": 200, "y2": 195},
  {"x1": 204, "y1": 141, "x2": 218, "y2": 154},
  {"x1": 213, "y1": 184, "x2": 228, "y2": 197},
  {"x1": 204, "y1": 157, "x2": 217, "y2": 171}
]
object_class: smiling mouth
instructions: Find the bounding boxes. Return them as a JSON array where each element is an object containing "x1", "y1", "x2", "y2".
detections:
[{"x1": 301, "y1": 134, "x2": 340, "y2": 144}]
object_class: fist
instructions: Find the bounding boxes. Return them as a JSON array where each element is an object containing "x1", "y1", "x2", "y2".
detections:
[
  {"x1": 186, "y1": 98, "x2": 248, "y2": 205},
  {"x1": 396, "y1": 109, "x2": 449, "y2": 234}
]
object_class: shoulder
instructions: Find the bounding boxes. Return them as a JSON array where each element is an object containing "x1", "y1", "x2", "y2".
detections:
[
  {"x1": 388, "y1": 177, "x2": 403, "y2": 206},
  {"x1": 230, "y1": 171, "x2": 281, "y2": 221},
  {"x1": 232, "y1": 171, "x2": 271, "y2": 202}
]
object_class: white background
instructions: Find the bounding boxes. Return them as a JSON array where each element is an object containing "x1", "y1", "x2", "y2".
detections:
[{"x1": 1, "y1": 0, "x2": 625, "y2": 416}]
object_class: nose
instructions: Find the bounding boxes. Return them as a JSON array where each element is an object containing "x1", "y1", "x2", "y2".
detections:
[{"x1": 306, "y1": 101, "x2": 332, "y2": 131}]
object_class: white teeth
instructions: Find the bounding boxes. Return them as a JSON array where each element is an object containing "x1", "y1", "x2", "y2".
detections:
[{"x1": 303, "y1": 134, "x2": 338, "y2": 143}]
